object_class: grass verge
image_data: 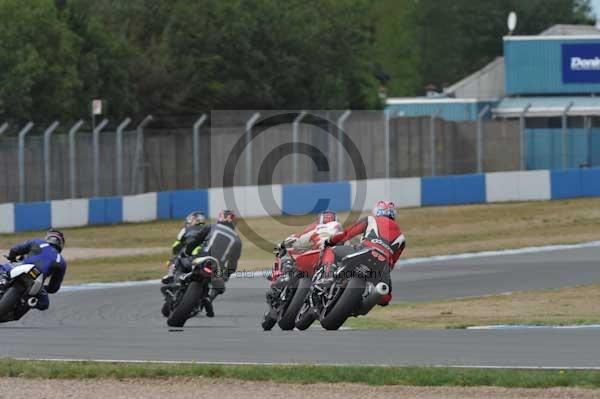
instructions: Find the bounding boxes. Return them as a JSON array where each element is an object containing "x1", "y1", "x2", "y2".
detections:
[
  {"x1": 1, "y1": 359, "x2": 599, "y2": 388},
  {"x1": 64, "y1": 253, "x2": 170, "y2": 284},
  {"x1": 346, "y1": 284, "x2": 600, "y2": 329}
]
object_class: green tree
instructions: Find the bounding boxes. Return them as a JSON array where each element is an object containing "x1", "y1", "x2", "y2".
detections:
[
  {"x1": 373, "y1": 0, "x2": 421, "y2": 97},
  {"x1": 163, "y1": 0, "x2": 380, "y2": 112},
  {"x1": 0, "y1": 0, "x2": 79, "y2": 122},
  {"x1": 62, "y1": 0, "x2": 137, "y2": 119}
]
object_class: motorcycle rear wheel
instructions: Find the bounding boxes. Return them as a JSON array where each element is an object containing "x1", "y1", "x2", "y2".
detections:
[
  {"x1": 167, "y1": 281, "x2": 204, "y2": 327},
  {"x1": 320, "y1": 278, "x2": 365, "y2": 331}
]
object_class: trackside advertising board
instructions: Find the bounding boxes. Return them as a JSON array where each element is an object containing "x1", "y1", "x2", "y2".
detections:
[{"x1": 562, "y1": 43, "x2": 600, "y2": 83}]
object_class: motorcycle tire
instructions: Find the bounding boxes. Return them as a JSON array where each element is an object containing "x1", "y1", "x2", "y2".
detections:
[
  {"x1": 161, "y1": 301, "x2": 171, "y2": 318},
  {"x1": 278, "y1": 277, "x2": 311, "y2": 331},
  {"x1": 294, "y1": 302, "x2": 317, "y2": 331},
  {"x1": 0, "y1": 285, "x2": 23, "y2": 319},
  {"x1": 320, "y1": 278, "x2": 365, "y2": 331},
  {"x1": 261, "y1": 309, "x2": 277, "y2": 331},
  {"x1": 167, "y1": 281, "x2": 204, "y2": 327}
]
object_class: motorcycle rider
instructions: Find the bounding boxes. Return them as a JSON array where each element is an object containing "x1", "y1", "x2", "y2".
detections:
[
  {"x1": 282, "y1": 210, "x2": 342, "y2": 251},
  {"x1": 161, "y1": 211, "x2": 207, "y2": 285},
  {"x1": 324, "y1": 201, "x2": 405, "y2": 306},
  {"x1": 0, "y1": 230, "x2": 67, "y2": 321},
  {"x1": 184, "y1": 209, "x2": 242, "y2": 317},
  {"x1": 270, "y1": 210, "x2": 342, "y2": 286}
]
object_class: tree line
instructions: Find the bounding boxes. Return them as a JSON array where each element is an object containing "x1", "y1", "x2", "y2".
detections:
[{"x1": 0, "y1": 0, "x2": 593, "y2": 123}]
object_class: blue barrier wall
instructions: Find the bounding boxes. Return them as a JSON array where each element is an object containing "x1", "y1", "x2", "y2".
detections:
[
  {"x1": 166, "y1": 190, "x2": 209, "y2": 219},
  {"x1": 551, "y1": 170, "x2": 582, "y2": 199},
  {"x1": 14, "y1": 202, "x2": 51, "y2": 232},
  {"x1": 282, "y1": 182, "x2": 351, "y2": 215},
  {"x1": 1, "y1": 167, "x2": 600, "y2": 233},
  {"x1": 421, "y1": 174, "x2": 486, "y2": 206},
  {"x1": 88, "y1": 197, "x2": 123, "y2": 225}
]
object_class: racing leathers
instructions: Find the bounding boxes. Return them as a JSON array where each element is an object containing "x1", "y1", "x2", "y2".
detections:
[
  {"x1": 324, "y1": 216, "x2": 405, "y2": 305},
  {"x1": 184, "y1": 221, "x2": 242, "y2": 303},
  {"x1": 164, "y1": 224, "x2": 206, "y2": 281},
  {"x1": 0, "y1": 239, "x2": 67, "y2": 319}
]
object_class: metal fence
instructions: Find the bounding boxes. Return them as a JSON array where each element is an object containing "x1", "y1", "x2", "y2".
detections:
[{"x1": 0, "y1": 110, "x2": 577, "y2": 204}]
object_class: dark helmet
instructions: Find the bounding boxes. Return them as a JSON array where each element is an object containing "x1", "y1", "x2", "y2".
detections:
[
  {"x1": 318, "y1": 210, "x2": 337, "y2": 224},
  {"x1": 217, "y1": 209, "x2": 237, "y2": 226},
  {"x1": 45, "y1": 229, "x2": 65, "y2": 252},
  {"x1": 185, "y1": 211, "x2": 206, "y2": 227}
]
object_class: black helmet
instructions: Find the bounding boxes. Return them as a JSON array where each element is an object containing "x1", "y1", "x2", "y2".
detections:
[
  {"x1": 185, "y1": 211, "x2": 206, "y2": 227},
  {"x1": 45, "y1": 229, "x2": 65, "y2": 252}
]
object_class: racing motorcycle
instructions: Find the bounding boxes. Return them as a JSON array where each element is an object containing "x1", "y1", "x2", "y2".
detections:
[
  {"x1": 162, "y1": 255, "x2": 222, "y2": 327},
  {"x1": 0, "y1": 258, "x2": 45, "y2": 322},
  {"x1": 260, "y1": 244, "x2": 320, "y2": 331},
  {"x1": 294, "y1": 246, "x2": 390, "y2": 331}
]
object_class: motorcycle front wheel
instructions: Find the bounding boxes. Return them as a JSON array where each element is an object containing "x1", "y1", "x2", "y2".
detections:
[
  {"x1": 261, "y1": 309, "x2": 278, "y2": 331},
  {"x1": 294, "y1": 301, "x2": 317, "y2": 331},
  {"x1": 278, "y1": 277, "x2": 311, "y2": 331},
  {"x1": 0, "y1": 285, "x2": 24, "y2": 318}
]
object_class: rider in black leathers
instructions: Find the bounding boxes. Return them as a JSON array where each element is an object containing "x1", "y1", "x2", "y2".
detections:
[{"x1": 182, "y1": 210, "x2": 242, "y2": 317}]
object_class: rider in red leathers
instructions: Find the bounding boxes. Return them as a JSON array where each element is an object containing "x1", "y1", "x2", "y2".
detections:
[
  {"x1": 323, "y1": 201, "x2": 405, "y2": 306},
  {"x1": 283, "y1": 210, "x2": 341, "y2": 252}
]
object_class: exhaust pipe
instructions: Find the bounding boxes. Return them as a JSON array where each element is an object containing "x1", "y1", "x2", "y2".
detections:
[
  {"x1": 27, "y1": 297, "x2": 38, "y2": 308},
  {"x1": 358, "y1": 282, "x2": 389, "y2": 315}
]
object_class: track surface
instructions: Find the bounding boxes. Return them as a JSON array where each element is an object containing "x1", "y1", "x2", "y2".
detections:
[{"x1": 1, "y1": 247, "x2": 600, "y2": 367}]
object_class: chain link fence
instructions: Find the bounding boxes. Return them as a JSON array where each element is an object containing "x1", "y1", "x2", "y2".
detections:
[{"x1": 0, "y1": 110, "x2": 594, "y2": 204}]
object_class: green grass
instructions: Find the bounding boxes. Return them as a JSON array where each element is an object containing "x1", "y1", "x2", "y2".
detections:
[
  {"x1": 0, "y1": 359, "x2": 599, "y2": 388},
  {"x1": 346, "y1": 284, "x2": 600, "y2": 330},
  {"x1": 65, "y1": 253, "x2": 170, "y2": 284}
]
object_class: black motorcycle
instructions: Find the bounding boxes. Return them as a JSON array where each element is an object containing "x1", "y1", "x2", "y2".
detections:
[
  {"x1": 162, "y1": 255, "x2": 220, "y2": 327},
  {"x1": 261, "y1": 244, "x2": 316, "y2": 331},
  {"x1": 0, "y1": 259, "x2": 45, "y2": 322},
  {"x1": 295, "y1": 246, "x2": 390, "y2": 331}
]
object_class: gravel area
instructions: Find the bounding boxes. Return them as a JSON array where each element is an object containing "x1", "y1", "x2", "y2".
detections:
[{"x1": 0, "y1": 378, "x2": 597, "y2": 399}]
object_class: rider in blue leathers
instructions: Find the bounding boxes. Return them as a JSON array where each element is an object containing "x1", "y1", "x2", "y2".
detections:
[{"x1": 0, "y1": 230, "x2": 67, "y2": 320}]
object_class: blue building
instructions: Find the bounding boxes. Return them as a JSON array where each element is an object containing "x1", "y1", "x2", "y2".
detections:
[{"x1": 386, "y1": 24, "x2": 600, "y2": 170}]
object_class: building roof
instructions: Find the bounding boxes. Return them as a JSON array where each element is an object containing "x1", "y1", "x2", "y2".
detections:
[
  {"x1": 493, "y1": 96, "x2": 600, "y2": 118},
  {"x1": 443, "y1": 57, "x2": 504, "y2": 99},
  {"x1": 540, "y1": 24, "x2": 600, "y2": 36}
]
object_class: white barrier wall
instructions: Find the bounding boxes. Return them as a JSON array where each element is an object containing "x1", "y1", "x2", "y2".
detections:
[
  {"x1": 51, "y1": 199, "x2": 89, "y2": 228},
  {"x1": 0, "y1": 203, "x2": 14, "y2": 234},
  {"x1": 350, "y1": 178, "x2": 421, "y2": 211},
  {"x1": 123, "y1": 193, "x2": 158, "y2": 222},
  {"x1": 486, "y1": 171, "x2": 551, "y2": 202},
  {"x1": 209, "y1": 185, "x2": 283, "y2": 219}
]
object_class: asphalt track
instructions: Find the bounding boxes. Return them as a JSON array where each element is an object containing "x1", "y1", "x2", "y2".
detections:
[{"x1": 1, "y1": 246, "x2": 600, "y2": 367}]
